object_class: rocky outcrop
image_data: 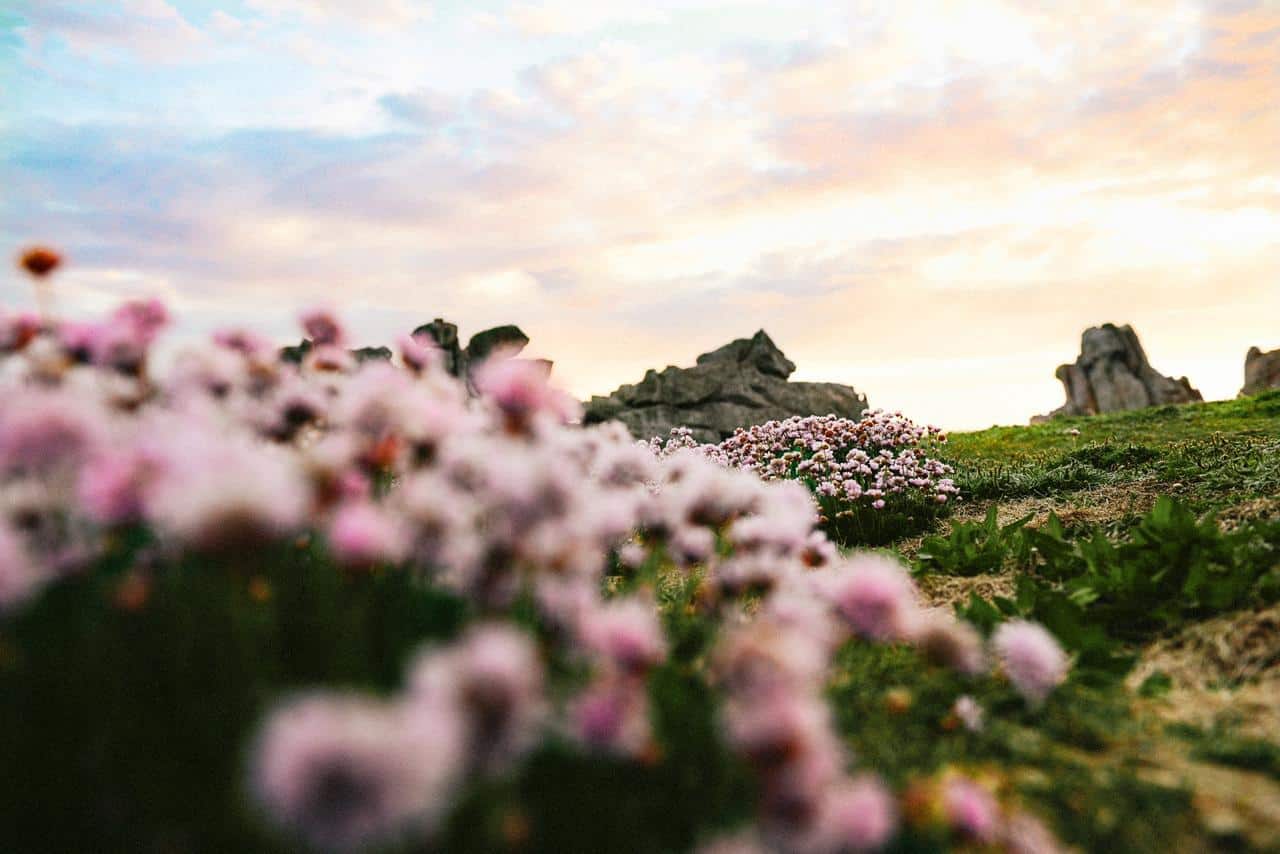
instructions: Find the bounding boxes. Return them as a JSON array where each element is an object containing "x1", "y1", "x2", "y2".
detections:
[
  {"x1": 411, "y1": 318, "x2": 535, "y2": 380},
  {"x1": 1034, "y1": 323, "x2": 1202, "y2": 422},
  {"x1": 282, "y1": 319, "x2": 540, "y2": 380},
  {"x1": 1242, "y1": 347, "x2": 1280, "y2": 397},
  {"x1": 583, "y1": 331, "x2": 869, "y2": 443}
]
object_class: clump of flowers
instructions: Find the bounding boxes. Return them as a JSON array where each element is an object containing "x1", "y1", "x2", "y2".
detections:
[
  {"x1": 651, "y1": 412, "x2": 958, "y2": 545},
  {"x1": 0, "y1": 285, "x2": 1075, "y2": 853}
]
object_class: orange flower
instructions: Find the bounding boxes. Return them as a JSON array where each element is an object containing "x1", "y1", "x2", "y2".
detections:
[{"x1": 19, "y1": 246, "x2": 62, "y2": 277}]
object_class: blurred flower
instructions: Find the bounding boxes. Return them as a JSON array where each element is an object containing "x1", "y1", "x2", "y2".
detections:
[
  {"x1": 809, "y1": 775, "x2": 898, "y2": 852},
  {"x1": 473, "y1": 357, "x2": 582, "y2": 430},
  {"x1": 943, "y1": 776, "x2": 999, "y2": 843},
  {"x1": 409, "y1": 624, "x2": 546, "y2": 773},
  {"x1": 0, "y1": 522, "x2": 42, "y2": 610},
  {"x1": 252, "y1": 694, "x2": 461, "y2": 851},
  {"x1": 950, "y1": 695, "x2": 984, "y2": 733},
  {"x1": 911, "y1": 611, "x2": 987, "y2": 676},
  {"x1": 569, "y1": 675, "x2": 651, "y2": 757},
  {"x1": 817, "y1": 554, "x2": 919, "y2": 642},
  {"x1": 327, "y1": 500, "x2": 410, "y2": 569},
  {"x1": 579, "y1": 595, "x2": 667, "y2": 674},
  {"x1": 300, "y1": 307, "x2": 347, "y2": 348},
  {"x1": 18, "y1": 246, "x2": 61, "y2": 277},
  {"x1": 992, "y1": 620, "x2": 1070, "y2": 707}
]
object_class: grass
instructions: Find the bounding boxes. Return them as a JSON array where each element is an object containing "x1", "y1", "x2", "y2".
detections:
[
  {"x1": 942, "y1": 390, "x2": 1280, "y2": 516},
  {"x1": 890, "y1": 390, "x2": 1280, "y2": 851}
]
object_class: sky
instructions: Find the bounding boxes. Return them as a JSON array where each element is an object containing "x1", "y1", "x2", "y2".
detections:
[{"x1": 1, "y1": 0, "x2": 1278, "y2": 430}]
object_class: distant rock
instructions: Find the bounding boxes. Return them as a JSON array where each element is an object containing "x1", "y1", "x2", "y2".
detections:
[
  {"x1": 583, "y1": 330, "x2": 869, "y2": 443},
  {"x1": 281, "y1": 319, "x2": 542, "y2": 382},
  {"x1": 279, "y1": 340, "x2": 393, "y2": 366},
  {"x1": 411, "y1": 318, "x2": 535, "y2": 381},
  {"x1": 1242, "y1": 346, "x2": 1280, "y2": 397},
  {"x1": 1034, "y1": 323, "x2": 1202, "y2": 422},
  {"x1": 466, "y1": 325, "x2": 530, "y2": 364}
]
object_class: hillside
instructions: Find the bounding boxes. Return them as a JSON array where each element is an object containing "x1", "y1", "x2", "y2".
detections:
[{"x1": 889, "y1": 392, "x2": 1280, "y2": 850}]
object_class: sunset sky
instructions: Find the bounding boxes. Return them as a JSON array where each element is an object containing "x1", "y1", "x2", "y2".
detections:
[{"x1": 2, "y1": 1, "x2": 1277, "y2": 429}]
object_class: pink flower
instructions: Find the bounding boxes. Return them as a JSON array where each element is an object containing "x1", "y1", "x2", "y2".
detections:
[
  {"x1": 252, "y1": 694, "x2": 461, "y2": 851},
  {"x1": 408, "y1": 624, "x2": 546, "y2": 772},
  {"x1": 579, "y1": 596, "x2": 667, "y2": 674},
  {"x1": 951, "y1": 695, "x2": 985, "y2": 733},
  {"x1": 811, "y1": 775, "x2": 898, "y2": 852},
  {"x1": 911, "y1": 611, "x2": 987, "y2": 676},
  {"x1": 0, "y1": 391, "x2": 101, "y2": 476},
  {"x1": 300, "y1": 306, "x2": 346, "y2": 347},
  {"x1": 569, "y1": 676, "x2": 651, "y2": 757},
  {"x1": 328, "y1": 501, "x2": 410, "y2": 568},
  {"x1": 77, "y1": 448, "x2": 159, "y2": 525},
  {"x1": 398, "y1": 334, "x2": 440, "y2": 374},
  {"x1": 0, "y1": 310, "x2": 40, "y2": 353},
  {"x1": 819, "y1": 554, "x2": 919, "y2": 642},
  {"x1": 473, "y1": 357, "x2": 581, "y2": 429},
  {"x1": 992, "y1": 620, "x2": 1070, "y2": 706},
  {"x1": 944, "y1": 777, "x2": 999, "y2": 843},
  {"x1": 146, "y1": 430, "x2": 308, "y2": 551},
  {"x1": 213, "y1": 327, "x2": 274, "y2": 359},
  {"x1": 1004, "y1": 811, "x2": 1064, "y2": 854},
  {"x1": 0, "y1": 523, "x2": 42, "y2": 610}
]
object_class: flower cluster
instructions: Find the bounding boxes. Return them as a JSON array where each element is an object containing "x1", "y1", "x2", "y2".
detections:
[
  {"x1": 649, "y1": 414, "x2": 959, "y2": 545},
  {"x1": 0, "y1": 295, "x2": 1069, "y2": 852}
]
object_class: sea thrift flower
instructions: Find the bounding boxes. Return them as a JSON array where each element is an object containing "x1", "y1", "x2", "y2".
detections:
[
  {"x1": 992, "y1": 620, "x2": 1070, "y2": 706},
  {"x1": 146, "y1": 432, "x2": 308, "y2": 551},
  {"x1": 408, "y1": 624, "x2": 547, "y2": 772},
  {"x1": 911, "y1": 611, "x2": 987, "y2": 676},
  {"x1": 810, "y1": 775, "x2": 898, "y2": 852},
  {"x1": 0, "y1": 310, "x2": 40, "y2": 353},
  {"x1": 473, "y1": 357, "x2": 582, "y2": 429},
  {"x1": 570, "y1": 676, "x2": 652, "y2": 757},
  {"x1": 943, "y1": 777, "x2": 999, "y2": 843},
  {"x1": 327, "y1": 501, "x2": 411, "y2": 568},
  {"x1": 300, "y1": 307, "x2": 346, "y2": 347},
  {"x1": 950, "y1": 696, "x2": 984, "y2": 733},
  {"x1": 252, "y1": 694, "x2": 461, "y2": 851},
  {"x1": 0, "y1": 391, "x2": 101, "y2": 475},
  {"x1": 818, "y1": 554, "x2": 919, "y2": 642},
  {"x1": 398, "y1": 333, "x2": 440, "y2": 374},
  {"x1": 0, "y1": 523, "x2": 41, "y2": 610},
  {"x1": 77, "y1": 449, "x2": 158, "y2": 525},
  {"x1": 579, "y1": 596, "x2": 667, "y2": 674},
  {"x1": 1004, "y1": 811, "x2": 1064, "y2": 854}
]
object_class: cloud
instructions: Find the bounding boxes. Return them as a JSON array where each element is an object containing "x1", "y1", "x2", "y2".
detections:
[
  {"x1": 379, "y1": 89, "x2": 458, "y2": 127},
  {"x1": 16, "y1": 0, "x2": 204, "y2": 62},
  {"x1": 243, "y1": 0, "x2": 434, "y2": 28},
  {"x1": 5, "y1": 1, "x2": 1279, "y2": 429}
]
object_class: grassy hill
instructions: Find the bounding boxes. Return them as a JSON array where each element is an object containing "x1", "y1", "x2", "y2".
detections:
[{"x1": 883, "y1": 391, "x2": 1280, "y2": 850}]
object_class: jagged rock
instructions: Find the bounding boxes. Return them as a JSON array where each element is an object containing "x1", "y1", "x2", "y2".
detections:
[
  {"x1": 1034, "y1": 323, "x2": 1202, "y2": 422},
  {"x1": 467, "y1": 325, "x2": 529, "y2": 363},
  {"x1": 351, "y1": 346, "x2": 392, "y2": 363},
  {"x1": 412, "y1": 318, "x2": 465, "y2": 375},
  {"x1": 1242, "y1": 347, "x2": 1280, "y2": 396},
  {"x1": 279, "y1": 340, "x2": 392, "y2": 365},
  {"x1": 408, "y1": 319, "x2": 533, "y2": 380},
  {"x1": 583, "y1": 330, "x2": 869, "y2": 443}
]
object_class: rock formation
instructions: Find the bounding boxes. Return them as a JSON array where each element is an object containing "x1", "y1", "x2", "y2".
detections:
[
  {"x1": 281, "y1": 319, "x2": 540, "y2": 381},
  {"x1": 1034, "y1": 323, "x2": 1202, "y2": 422},
  {"x1": 583, "y1": 330, "x2": 869, "y2": 443},
  {"x1": 1241, "y1": 346, "x2": 1280, "y2": 397}
]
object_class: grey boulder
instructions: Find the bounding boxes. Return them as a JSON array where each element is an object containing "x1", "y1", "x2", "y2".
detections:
[
  {"x1": 583, "y1": 330, "x2": 869, "y2": 443},
  {"x1": 1034, "y1": 323, "x2": 1202, "y2": 422}
]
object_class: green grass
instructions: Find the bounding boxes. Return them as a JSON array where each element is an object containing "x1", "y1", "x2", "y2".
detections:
[{"x1": 941, "y1": 391, "x2": 1280, "y2": 514}]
